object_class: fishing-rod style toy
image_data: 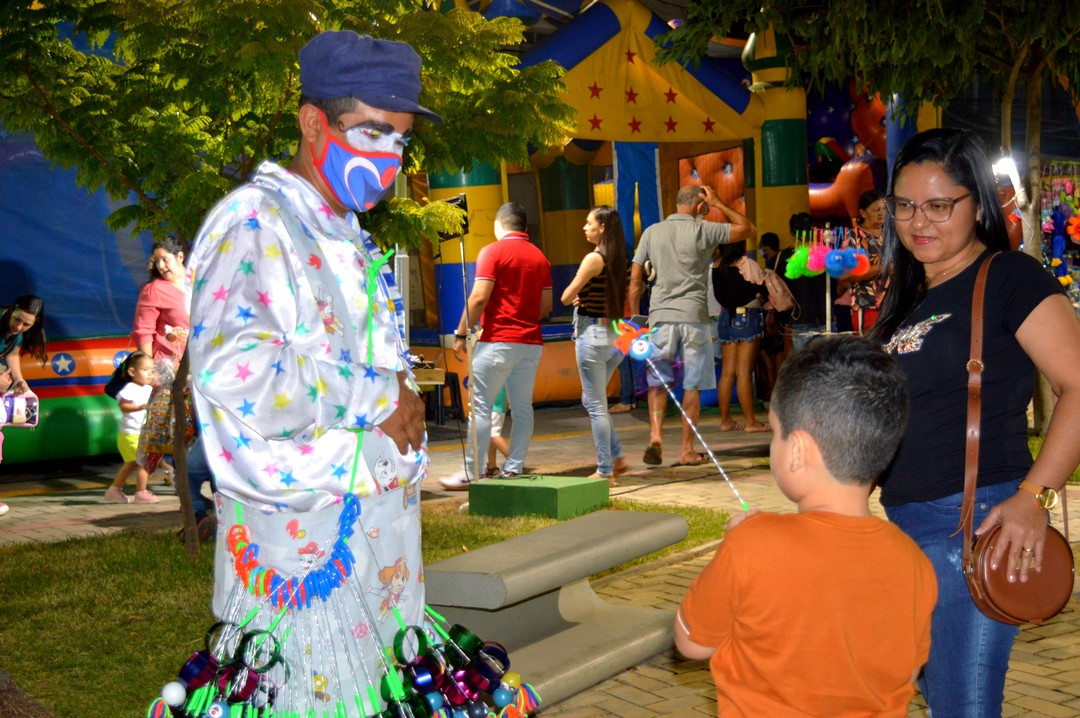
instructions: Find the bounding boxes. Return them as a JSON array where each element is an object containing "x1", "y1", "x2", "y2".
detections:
[{"x1": 612, "y1": 320, "x2": 750, "y2": 512}]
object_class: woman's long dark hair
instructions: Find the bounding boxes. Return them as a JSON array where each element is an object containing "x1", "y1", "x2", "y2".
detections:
[
  {"x1": 591, "y1": 205, "x2": 629, "y2": 320},
  {"x1": 148, "y1": 237, "x2": 185, "y2": 281},
  {"x1": 856, "y1": 190, "x2": 884, "y2": 226},
  {"x1": 2, "y1": 295, "x2": 48, "y2": 364},
  {"x1": 715, "y1": 240, "x2": 748, "y2": 268},
  {"x1": 868, "y1": 129, "x2": 1010, "y2": 344}
]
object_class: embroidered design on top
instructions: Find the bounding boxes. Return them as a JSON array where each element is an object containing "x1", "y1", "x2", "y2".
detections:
[{"x1": 884, "y1": 313, "x2": 952, "y2": 354}]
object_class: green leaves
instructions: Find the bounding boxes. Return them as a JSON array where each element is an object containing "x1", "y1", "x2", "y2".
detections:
[
  {"x1": 0, "y1": 0, "x2": 574, "y2": 250},
  {"x1": 656, "y1": 0, "x2": 1080, "y2": 112}
]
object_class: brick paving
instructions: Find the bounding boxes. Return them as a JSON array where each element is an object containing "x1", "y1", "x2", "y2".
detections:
[{"x1": 1, "y1": 405, "x2": 1078, "y2": 716}]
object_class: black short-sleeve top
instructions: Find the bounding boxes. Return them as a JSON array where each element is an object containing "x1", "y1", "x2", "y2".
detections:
[{"x1": 880, "y1": 250, "x2": 1065, "y2": 505}]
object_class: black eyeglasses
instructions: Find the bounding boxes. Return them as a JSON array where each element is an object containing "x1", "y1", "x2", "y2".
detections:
[{"x1": 885, "y1": 193, "x2": 972, "y2": 222}]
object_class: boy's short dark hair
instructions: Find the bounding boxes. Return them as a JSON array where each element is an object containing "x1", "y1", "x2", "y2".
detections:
[
  {"x1": 772, "y1": 336, "x2": 908, "y2": 485},
  {"x1": 495, "y1": 202, "x2": 528, "y2": 232}
]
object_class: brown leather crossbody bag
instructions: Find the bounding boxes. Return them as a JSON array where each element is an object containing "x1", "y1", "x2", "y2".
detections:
[{"x1": 960, "y1": 254, "x2": 1074, "y2": 625}]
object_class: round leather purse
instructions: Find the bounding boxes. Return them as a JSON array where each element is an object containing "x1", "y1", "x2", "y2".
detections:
[
  {"x1": 966, "y1": 523, "x2": 1075, "y2": 625},
  {"x1": 958, "y1": 255, "x2": 1075, "y2": 626}
]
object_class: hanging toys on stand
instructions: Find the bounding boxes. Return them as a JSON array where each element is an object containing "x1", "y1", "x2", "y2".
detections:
[
  {"x1": 146, "y1": 493, "x2": 541, "y2": 718},
  {"x1": 782, "y1": 225, "x2": 869, "y2": 333}
]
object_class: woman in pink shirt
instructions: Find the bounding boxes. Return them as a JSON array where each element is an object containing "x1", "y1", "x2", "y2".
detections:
[{"x1": 132, "y1": 238, "x2": 190, "y2": 485}]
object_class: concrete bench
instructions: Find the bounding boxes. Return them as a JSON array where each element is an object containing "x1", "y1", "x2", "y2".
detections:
[{"x1": 425, "y1": 509, "x2": 689, "y2": 708}]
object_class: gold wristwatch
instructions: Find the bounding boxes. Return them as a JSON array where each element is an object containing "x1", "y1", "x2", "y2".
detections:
[{"x1": 1018, "y1": 480, "x2": 1060, "y2": 510}]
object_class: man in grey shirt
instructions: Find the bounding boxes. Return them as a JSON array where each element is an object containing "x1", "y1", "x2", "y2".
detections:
[{"x1": 629, "y1": 185, "x2": 756, "y2": 466}]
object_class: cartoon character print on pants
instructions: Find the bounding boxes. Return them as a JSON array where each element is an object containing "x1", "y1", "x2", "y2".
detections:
[
  {"x1": 373, "y1": 454, "x2": 400, "y2": 493},
  {"x1": 370, "y1": 557, "x2": 410, "y2": 621},
  {"x1": 317, "y1": 286, "x2": 344, "y2": 336}
]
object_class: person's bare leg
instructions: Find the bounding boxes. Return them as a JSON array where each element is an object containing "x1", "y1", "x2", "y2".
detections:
[
  {"x1": 717, "y1": 341, "x2": 741, "y2": 431},
  {"x1": 679, "y1": 389, "x2": 703, "y2": 463},
  {"x1": 737, "y1": 339, "x2": 767, "y2": 431},
  {"x1": 111, "y1": 461, "x2": 135, "y2": 489},
  {"x1": 643, "y1": 387, "x2": 667, "y2": 464},
  {"x1": 134, "y1": 465, "x2": 151, "y2": 492}
]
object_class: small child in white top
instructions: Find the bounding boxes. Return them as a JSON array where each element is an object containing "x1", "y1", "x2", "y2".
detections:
[{"x1": 104, "y1": 352, "x2": 158, "y2": 504}]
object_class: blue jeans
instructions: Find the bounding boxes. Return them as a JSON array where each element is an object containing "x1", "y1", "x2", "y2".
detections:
[
  {"x1": 715, "y1": 307, "x2": 764, "y2": 344},
  {"x1": 186, "y1": 435, "x2": 215, "y2": 521},
  {"x1": 885, "y1": 480, "x2": 1021, "y2": 718},
  {"x1": 575, "y1": 320, "x2": 624, "y2": 476},
  {"x1": 466, "y1": 342, "x2": 542, "y2": 478}
]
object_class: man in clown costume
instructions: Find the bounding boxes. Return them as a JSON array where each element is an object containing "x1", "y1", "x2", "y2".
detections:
[{"x1": 186, "y1": 30, "x2": 437, "y2": 716}]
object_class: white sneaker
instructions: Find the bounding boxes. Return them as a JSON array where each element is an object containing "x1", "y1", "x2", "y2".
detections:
[
  {"x1": 104, "y1": 486, "x2": 132, "y2": 504},
  {"x1": 438, "y1": 470, "x2": 476, "y2": 491},
  {"x1": 0, "y1": 503, "x2": 9, "y2": 517},
  {"x1": 134, "y1": 490, "x2": 160, "y2": 504}
]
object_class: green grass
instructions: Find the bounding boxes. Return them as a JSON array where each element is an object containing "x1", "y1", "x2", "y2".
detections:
[{"x1": 0, "y1": 499, "x2": 729, "y2": 717}]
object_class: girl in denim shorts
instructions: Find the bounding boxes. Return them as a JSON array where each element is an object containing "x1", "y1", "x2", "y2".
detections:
[{"x1": 711, "y1": 242, "x2": 768, "y2": 433}]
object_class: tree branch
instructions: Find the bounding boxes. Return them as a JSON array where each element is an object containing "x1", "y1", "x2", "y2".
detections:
[{"x1": 24, "y1": 70, "x2": 166, "y2": 219}]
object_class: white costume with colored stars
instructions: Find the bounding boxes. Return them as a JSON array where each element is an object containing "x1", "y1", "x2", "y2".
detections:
[{"x1": 187, "y1": 161, "x2": 426, "y2": 715}]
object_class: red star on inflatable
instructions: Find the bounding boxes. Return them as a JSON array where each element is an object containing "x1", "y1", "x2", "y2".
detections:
[
  {"x1": 664, "y1": 87, "x2": 678, "y2": 103},
  {"x1": 588, "y1": 82, "x2": 602, "y2": 98},
  {"x1": 664, "y1": 117, "x2": 678, "y2": 133},
  {"x1": 628, "y1": 117, "x2": 642, "y2": 133},
  {"x1": 589, "y1": 114, "x2": 603, "y2": 130},
  {"x1": 625, "y1": 87, "x2": 638, "y2": 104},
  {"x1": 626, "y1": 49, "x2": 636, "y2": 63},
  {"x1": 702, "y1": 117, "x2": 716, "y2": 133}
]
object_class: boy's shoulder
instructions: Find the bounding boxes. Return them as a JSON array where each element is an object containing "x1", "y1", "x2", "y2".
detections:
[{"x1": 726, "y1": 511, "x2": 921, "y2": 553}]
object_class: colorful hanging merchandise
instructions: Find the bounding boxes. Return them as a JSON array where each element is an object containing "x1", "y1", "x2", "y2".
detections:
[
  {"x1": 784, "y1": 226, "x2": 869, "y2": 281},
  {"x1": 146, "y1": 493, "x2": 541, "y2": 718}
]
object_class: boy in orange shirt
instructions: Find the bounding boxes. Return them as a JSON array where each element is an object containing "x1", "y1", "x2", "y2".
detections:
[{"x1": 676, "y1": 336, "x2": 937, "y2": 717}]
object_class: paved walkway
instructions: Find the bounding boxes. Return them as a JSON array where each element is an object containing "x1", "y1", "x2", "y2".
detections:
[{"x1": 2, "y1": 405, "x2": 1078, "y2": 716}]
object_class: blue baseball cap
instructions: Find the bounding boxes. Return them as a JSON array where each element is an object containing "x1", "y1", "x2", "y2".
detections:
[{"x1": 299, "y1": 31, "x2": 443, "y2": 123}]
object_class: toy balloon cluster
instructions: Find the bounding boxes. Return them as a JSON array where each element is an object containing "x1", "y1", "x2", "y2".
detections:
[
  {"x1": 147, "y1": 493, "x2": 540, "y2": 718},
  {"x1": 784, "y1": 227, "x2": 871, "y2": 280}
]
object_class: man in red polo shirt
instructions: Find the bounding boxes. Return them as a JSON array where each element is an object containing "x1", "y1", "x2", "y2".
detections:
[{"x1": 439, "y1": 202, "x2": 552, "y2": 489}]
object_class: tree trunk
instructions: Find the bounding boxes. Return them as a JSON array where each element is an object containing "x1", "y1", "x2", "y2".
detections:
[
  {"x1": 0, "y1": 668, "x2": 55, "y2": 717},
  {"x1": 172, "y1": 350, "x2": 199, "y2": 559},
  {"x1": 1024, "y1": 64, "x2": 1054, "y2": 436}
]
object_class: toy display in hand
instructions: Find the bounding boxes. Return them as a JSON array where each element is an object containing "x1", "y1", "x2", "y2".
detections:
[
  {"x1": 146, "y1": 494, "x2": 542, "y2": 718},
  {"x1": 0, "y1": 392, "x2": 38, "y2": 427}
]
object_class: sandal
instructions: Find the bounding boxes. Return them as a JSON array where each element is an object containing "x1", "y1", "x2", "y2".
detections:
[{"x1": 643, "y1": 444, "x2": 662, "y2": 466}]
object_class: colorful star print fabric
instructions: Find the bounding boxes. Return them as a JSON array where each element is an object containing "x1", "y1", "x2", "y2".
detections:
[{"x1": 187, "y1": 161, "x2": 427, "y2": 512}]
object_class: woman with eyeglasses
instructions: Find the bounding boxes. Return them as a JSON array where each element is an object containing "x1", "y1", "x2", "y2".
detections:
[
  {"x1": 125, "y1": 237, "x2": 191, "y2": 502},
  {"x1": 868, "y1": 128, "x2": 1080, "y2": 717}
]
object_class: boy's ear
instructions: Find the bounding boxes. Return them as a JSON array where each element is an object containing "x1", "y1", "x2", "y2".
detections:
[{"x1": 787, "y1": 429, "x2": 821, "y2": 474}]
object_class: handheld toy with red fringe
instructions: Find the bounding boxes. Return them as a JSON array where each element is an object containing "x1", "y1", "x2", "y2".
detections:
[{"x1": 612, "y1": 320, "x2": 749, "y2": 512}]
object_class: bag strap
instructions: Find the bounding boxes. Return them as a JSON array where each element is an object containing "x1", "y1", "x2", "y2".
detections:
[
  {"x1": 959, "y1": 253, "x2": 1069, "y2": 566},
  {"x1": 957, "y1": 254, "x2": 996, "y2": 552}
]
